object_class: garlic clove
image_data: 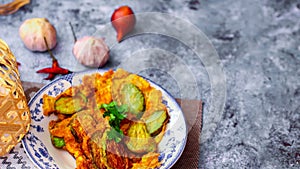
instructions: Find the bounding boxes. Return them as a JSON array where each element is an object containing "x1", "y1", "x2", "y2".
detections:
[
  {"x1": 73, "y1": 36, "x2": 110, "y2": 68},
  {"x1": 19, "y1": 18, "x2": 57, "y2": 52}
]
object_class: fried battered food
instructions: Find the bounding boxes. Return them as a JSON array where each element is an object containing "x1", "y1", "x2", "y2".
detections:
[
  {"x1": 132, "y1": 152, "x2": 161, "y2": 169},
  {"x1": 55, "y1": 92, "x2": 87, "y2": 115},
  {"x1": 43, "y1": 69, "x2": 169, "y2": 169},
  {"x1": 125, "y1": 122, "x2": 157, "y2": 154},
  {"x1": 144, "y1": 110, "x2": 168, "y2": 136},
  {"x1": 89, "y1": 130, "x2": 110, "y2": 169},
  {"x1": 106, "y1": 140, "x2": 131, "y2": 169},
  {"x1": 42, "y1": 94, "x2": 56, "y2": 116},
  {"x1": 120, "y1": 83, "x2": 145, "y2": 116}
]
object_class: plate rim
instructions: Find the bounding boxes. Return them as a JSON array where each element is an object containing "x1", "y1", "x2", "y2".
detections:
[{"x1": 22, "y1": 68, "x2": 188, "y2": 169}]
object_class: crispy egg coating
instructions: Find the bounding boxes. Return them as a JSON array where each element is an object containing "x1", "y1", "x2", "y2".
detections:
[{"x1": 43, "y1": 69, "x2": 169, "y2": 169}]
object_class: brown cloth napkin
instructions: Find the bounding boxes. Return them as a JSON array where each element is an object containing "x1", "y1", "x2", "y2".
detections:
[
  {"x1": 22, "y1": 81, "x2": 202, "y2": 169},
  {"x1": 172, "y1": 99, "x2": 202, "y2": 169}
]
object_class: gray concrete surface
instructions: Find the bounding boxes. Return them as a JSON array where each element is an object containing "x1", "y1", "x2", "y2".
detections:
[{"x1": 0, "y1": 0, "x2": 299, "y2": 168}]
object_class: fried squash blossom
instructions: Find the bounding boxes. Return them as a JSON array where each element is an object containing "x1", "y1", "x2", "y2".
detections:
[{"x1": 42, "y1": 69, "x2": 170, "y2": 169}]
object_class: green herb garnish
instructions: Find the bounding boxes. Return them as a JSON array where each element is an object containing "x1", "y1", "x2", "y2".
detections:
[{"x1": 100, "y1": 101, "x2": 127, "y2": 142}]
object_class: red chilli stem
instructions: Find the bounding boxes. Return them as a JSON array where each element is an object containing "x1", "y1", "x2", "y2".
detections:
[
  {"x1": 43, "y1": 37, "x2": 57, "y2": 61},
  {"x1": 52, "y1": 59, "x2": 59, "y2": 68},
  {"x1": 36, "y1": 67, "x2": 71, "y2": 74}
]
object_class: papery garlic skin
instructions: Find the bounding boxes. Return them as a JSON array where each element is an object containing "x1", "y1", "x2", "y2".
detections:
[
  {"x1": 19, "y1": 18, "x2": 57, "y2": 52},
  {"x1": 73, "y1": 36, "x2": 109, "y2": 67}
]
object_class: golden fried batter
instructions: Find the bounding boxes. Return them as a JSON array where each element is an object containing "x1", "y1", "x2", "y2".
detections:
[{"x1": 43, "y1": 69, "x2": 169, "y2": 169}]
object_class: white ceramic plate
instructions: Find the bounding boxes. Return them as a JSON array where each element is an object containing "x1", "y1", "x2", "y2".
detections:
[{"x1": 22, "y1": 69, "x2": 187, "y2": 169}]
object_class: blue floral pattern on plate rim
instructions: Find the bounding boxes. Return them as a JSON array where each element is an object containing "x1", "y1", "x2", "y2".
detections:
[{"x1": 22, "y1": 69, "x2": 187, "y2": 169}]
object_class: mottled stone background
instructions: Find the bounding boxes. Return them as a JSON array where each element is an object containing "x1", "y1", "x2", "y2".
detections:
[{"x1": 0, "y1": 0, "x2": 300, "y2": 168}]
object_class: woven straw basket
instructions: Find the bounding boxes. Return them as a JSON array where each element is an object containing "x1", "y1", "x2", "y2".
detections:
[
  {"x1": 0, "y1": 39, "x2": 30, "y2": 156},
  {"x1": 0, "y1": 0, "x2": 30, "y2": 15}
]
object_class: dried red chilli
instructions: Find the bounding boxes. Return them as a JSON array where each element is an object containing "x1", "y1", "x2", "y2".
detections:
[
  {"x1": 36, "y1": 37, "x2": 72, "y2": 80},
  {"x1": 43, "y1": 58, "x2": 57, "y2": 80},
  {"x1": 36, "y1": 67, "x2": 71, "y2": 74},
  {"x1": 44, "y1": 73, "x2": 55, "y2": 80}
]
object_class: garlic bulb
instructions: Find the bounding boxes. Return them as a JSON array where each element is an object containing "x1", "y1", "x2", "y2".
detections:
[
  {"x1": 19, "y1": 18, "x2": 57, "y2": 52},
  {"x1": 73, "y1": 36, "x2": 109, "y2": 67}
]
